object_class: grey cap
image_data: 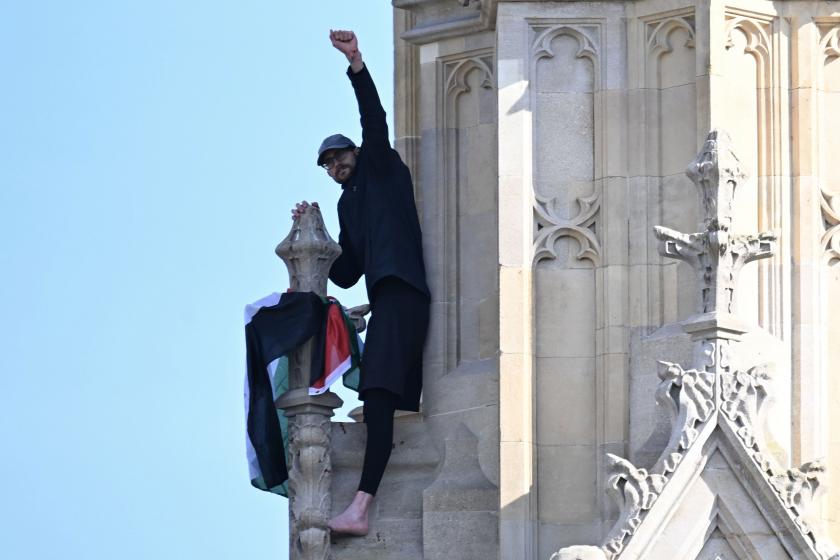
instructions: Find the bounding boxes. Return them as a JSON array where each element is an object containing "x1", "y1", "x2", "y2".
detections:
[{"x1": 316, "y1": 134, "x2": 356, "y2": 166}]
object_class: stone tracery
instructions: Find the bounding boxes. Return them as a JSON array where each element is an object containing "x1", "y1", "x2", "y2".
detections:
[
  {"x1": 533, "y1": 189, "x2": 601, "y2": 265},
  {"x1": 821, "y1": 187, "x2": 840, "y2": 265}
]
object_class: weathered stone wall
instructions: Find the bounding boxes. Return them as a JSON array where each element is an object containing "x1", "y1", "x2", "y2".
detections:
[
  {"x1": 394, "y1": 6, "x2": 501, "y2": 559},
  {"x1": 383, "y1": 0, "x2": 840, "y2": 558}
]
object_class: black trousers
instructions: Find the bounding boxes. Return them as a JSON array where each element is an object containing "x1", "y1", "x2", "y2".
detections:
[
  {"x1": 356, "y1": 277, "x2": 429, "y2": 495},
  {"x1": 358, "y1": 389, "x2": 400, "y2": 495}
]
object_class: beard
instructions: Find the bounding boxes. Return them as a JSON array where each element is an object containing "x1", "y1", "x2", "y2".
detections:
[{"x1": 334, "y1": 165, "x2": 352, "y2": 184}]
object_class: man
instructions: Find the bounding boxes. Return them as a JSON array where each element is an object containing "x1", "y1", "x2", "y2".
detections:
[{"x1": 291, "y1": 29, "x2": 430, "y2": 536}]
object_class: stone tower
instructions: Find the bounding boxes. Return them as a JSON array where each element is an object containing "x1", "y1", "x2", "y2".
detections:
[{"x1": 311, "y1": 1, "x2": 840, "y2": 559}]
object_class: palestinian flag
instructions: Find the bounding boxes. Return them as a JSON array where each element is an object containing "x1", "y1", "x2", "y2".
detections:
[
  {"x1": 244, "y1": 292, "x2": 362, "y2": 496},
  {"x1": 309, "y1": 298, "x2": 362, "y2": 394}
]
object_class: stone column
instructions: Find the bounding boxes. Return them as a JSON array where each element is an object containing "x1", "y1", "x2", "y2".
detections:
[{"x1": 275, "y1": 205, "x2": 344, "y2": 560}]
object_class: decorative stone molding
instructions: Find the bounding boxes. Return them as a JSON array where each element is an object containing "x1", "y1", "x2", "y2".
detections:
[
  {"x1": 820, "y1": 24, "x2": 840, "y2": 61},
  {"x1": 770, "y1": 460, "x2": 826, "y2": 532},
  {"x1": 818, "y1": 21, "x2": 840, "y2": 270},
  {"x1": 394, "y1": 0, "x2": 497, "y2": 45},
  {"x1": 655, "y1": 131, "x2": 777, "y2": 315},
  {"x1": 723, "y1": 9, "x2": 788, "y2": 338},
  {"x1": 647, "y1": 15, "x2": 695, "y2": 57},
  {"x1": 642, "y1": 10, "x2": 696, "y2": 96},
  {"x1": 603, "y1": 454, "x2": 667, "y2": 555},
  {"x1": 533, "y1": 189, "x2": 601, "y2": 265},
  {"x1": 720, "y1": 364, "x2": 775, "y2": 472},
  {"x1": 724, "y1": 14, "x2": 772, "y2": 62},
  {"x1": 820, "y1": 187, "x2": 840, "y2": 266},
  {"x1": 716, "y1": 370, "x2": 834, "y2": 554},
  {"x1": 655, "y1": 227, "x2": 777, "y2": 314},
  {"x1": 720, "y1": 365, "x2": 771, "y2": 438},
  {"x1": 529, "y1": 22, "x2": 602, "y2": 268},
  {"x1": 444, "y1": 55, "x2": 494, "y2": 97},
  {"x1": 282, "y1": 395, "x2": 342, "y2": 560},
  {"x1": 550, "y1": 130, "x2": 836, "y2": 560},
  {"x1": 531, "y1": 24, "x2": 600, "y2": 88},
  {"x1": 440, "y1": 50, "x2": 496, "y2": 370},
  {"x1": 655, "y1": 361, "x2": 714, "y2": 450}
]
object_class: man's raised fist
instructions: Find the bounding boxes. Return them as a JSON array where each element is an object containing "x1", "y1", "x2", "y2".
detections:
[{"x1": 329, "y1": 29, "x2": 358, "y2": 60}]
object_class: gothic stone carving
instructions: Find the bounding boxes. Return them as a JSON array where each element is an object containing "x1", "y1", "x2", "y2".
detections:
[
  {"x1": 647, "y1": 15, "x2": 695, "y2": 57},
  {"x1": 531, "y1": 23, "x2": 602, "y2": 267},
  {"x1": 534, "y1": 189, "x2": 601, "y2": 265},
  {"x1": 819, "y1": 22, "x2": 840, "y2": 267},
  {"x1": 394, "y1": 0, "x2": 498, "y2": 45},
  {"x1": 720, "y1": 364, "x2": 773, "y2": 469},
  {"x1": 276, "y1": 205, "x2": 341, "y2": 296},
  {"x1": 656, "y1": 361, "x2": 714, "y2": 451},
  {"x1": 603, "y1": 454, "x2": 667, "y2": 555},
  {"x1": 820, "y1": 22, "x2": 840, "y2": 61},
  {"x1": 286, "y1": 411, "x2": 334, "y2": 560},
  {"x1": 770, "y1": 460, "x2": 826, "y2": 534},
  {"x1": 821, "y1": 187, "x2": 840, "y2": 265},
  {"x1": 655, "y1": 130, "x2": 777, "y2": 315},
  {"x1": 275, "y1": 206, "x2": 344, "y2": 560},
  {"x1": 552, "y1": 130, "x2": 835, "y2": 560}
]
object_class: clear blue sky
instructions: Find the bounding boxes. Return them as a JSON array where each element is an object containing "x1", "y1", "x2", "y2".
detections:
[{"x1": 0, "y1": 2, "x2": 393, "y2": 558}]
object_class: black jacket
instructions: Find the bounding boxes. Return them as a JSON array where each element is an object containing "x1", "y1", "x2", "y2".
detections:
[{"x1": 328, "y1": 65, "x2": 430, "y2": 301}]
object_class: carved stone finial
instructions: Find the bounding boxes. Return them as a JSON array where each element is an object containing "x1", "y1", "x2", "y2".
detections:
[
  {"x1": 276, "y1": 205, "x2": 341, "y2": 296},
  {"x1": 654, "y1": 129, "x2": 776, "y2": 317},
  {"x1": 685, "y1": 129, "x2": 746, "y2": 231},
  {"x1": 274, "y1": 206, "x2": 344, "y2": 560}
]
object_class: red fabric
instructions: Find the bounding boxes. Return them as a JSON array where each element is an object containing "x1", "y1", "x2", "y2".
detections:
[{"x1": 310, "y1": 301, "x2": 351, "y2": 394}]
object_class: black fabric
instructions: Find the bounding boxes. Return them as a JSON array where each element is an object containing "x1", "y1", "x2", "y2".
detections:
[
  {"x1": 358, "y1": 389, "x2": 400, "y2": 495},
  {"x1": 328, "y1": 64, "x2": 430, "y2": 301},
  {"x1": 245, "y1": 292, "x2": 326, "y2": 489},
  {"x1": 359, "y1": 276, "x2": 429, "y2": 412}
]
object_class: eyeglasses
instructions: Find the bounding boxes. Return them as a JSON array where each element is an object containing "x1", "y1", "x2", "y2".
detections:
[{"x1": 320, "y1": 150, "x2": 353, "y2": 170}]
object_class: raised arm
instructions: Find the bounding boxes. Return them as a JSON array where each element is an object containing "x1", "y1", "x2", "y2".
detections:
[{"x1": 329, "y1": 30, "x2": 389, "y2": 155}]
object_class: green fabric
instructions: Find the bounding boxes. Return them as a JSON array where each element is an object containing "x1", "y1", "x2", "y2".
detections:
[
  {"x1": 250, "y1": 356, "x2": 290, "y2": 496},
  {"x1": 341, "y1": 309, "x2": 362, "y2": 392}
]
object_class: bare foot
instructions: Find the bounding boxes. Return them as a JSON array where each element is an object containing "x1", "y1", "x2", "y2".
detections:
[{"x1": 329, "y1": 491, "x2": 373, "y2": 536}]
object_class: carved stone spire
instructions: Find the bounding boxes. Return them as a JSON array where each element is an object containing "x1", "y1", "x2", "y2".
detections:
[
  {"x1": 275, "y1": 204, "x2": 343, "y2": 560},
  {"x1": 654, "y1": 130, "x2": 776, "y2": 325},
  {"x1": 276, "y1": 204, "x2": 341, "y2": 296},
  {"x1": 685, "y1": 128, "x2": 746, "y2": 232}
]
